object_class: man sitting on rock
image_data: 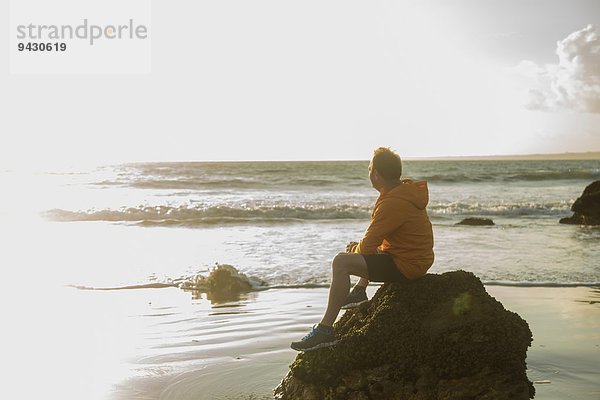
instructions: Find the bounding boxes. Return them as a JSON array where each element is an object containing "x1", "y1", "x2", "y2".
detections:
[{"x1": 291, "y1": 147, "x2": 435, "y2": 351}]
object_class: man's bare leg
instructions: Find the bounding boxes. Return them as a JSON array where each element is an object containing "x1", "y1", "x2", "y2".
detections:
[
  {"x1": 320, "y1": 253, "x2": 369, "y2": 327},
  {"x1": 355, "y1": 277, "x2": 369, "y2": 288}
]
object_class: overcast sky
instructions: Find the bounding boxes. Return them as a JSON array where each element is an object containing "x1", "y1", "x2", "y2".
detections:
[{"x1": 1, "y1": 0, "x2": 599, "y2": 168}]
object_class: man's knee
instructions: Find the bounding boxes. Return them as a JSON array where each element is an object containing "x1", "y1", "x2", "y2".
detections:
[
  {"x1": 331, "y1": 252, "x2": 350, "y2": 272},
  {"x1": 332, "y1": 252, "x2": 364, "y2": 273},
  {"x1": 332, "y1": 252, "x2": 369, "y2": 278}
]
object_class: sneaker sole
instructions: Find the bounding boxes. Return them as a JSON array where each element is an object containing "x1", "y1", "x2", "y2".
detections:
[
  {"x1": 291, "y1": 340, "x2": 338, "y2": 352},
  {"x1": 341, "y1": 299, "x2": 368, "y2": 310}
]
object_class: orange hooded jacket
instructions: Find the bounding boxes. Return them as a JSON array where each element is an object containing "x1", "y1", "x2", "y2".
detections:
[{"x1": 354, "y1": 179, "x2": 434, "y2": 280}]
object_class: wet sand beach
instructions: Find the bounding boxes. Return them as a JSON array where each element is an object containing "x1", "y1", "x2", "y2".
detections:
[{"x1": 5, "y1": 284, "x2": 597, "y2": 400}]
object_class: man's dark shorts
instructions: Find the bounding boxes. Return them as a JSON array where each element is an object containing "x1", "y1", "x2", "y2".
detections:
[{"x1": 362, "y1": 253, "x2": 409, "y2": 283}]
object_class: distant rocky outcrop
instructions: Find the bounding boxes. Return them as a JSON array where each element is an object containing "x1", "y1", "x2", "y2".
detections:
[
  {"x1": 456, "y1": 217, "x2": 495, "y2": 226},
  {"x1": 560, "y1": 181, "x2": 600, "y2": 226},
  {"x1": 275, "y1": 271, "x2": 534, "y2": 400}
]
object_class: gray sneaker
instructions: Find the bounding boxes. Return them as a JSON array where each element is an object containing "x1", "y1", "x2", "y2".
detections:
[
  {"x1": 291, "y1": 325, "x2": 337, "y2": 352},
  {"x1": 341, "y1": 286, "x2": 368, "y2": 309}
]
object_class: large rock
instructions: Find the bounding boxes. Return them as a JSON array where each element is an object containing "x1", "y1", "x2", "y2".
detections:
[
  {"x1": 560, "y1": 181, "x2": 600, "y2": 225},
  {"x1": 275, "y1": 271, "x2": 534, "y2": 400}
]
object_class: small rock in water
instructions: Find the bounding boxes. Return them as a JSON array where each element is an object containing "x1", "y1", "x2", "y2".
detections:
[
  {"x1": 456, "y1": 217, "x2": 495, "y2": 226},
  {"x1": 179, "y1": 264, "x2": 267, "y2": 303}
]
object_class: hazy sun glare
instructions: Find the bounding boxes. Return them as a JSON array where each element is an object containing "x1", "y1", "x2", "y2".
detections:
[{"x1": 1, "y1": 1, "x2": 598, "y2": 169}]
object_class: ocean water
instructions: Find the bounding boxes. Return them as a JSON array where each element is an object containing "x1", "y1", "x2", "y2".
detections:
[{"x1": 2, "y1": 159, "x2": 599, "y2": 289}]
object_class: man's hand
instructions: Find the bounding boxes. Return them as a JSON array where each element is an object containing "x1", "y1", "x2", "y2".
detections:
[{"x1": 345, "y1": 241, "x2": 359, "y2": 253}]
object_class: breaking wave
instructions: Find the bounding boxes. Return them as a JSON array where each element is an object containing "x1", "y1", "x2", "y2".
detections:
[
  {"x1": 43, "y1": 199, "x2": 574, "y2": 226},
  {"x1": 429, "y1": 201, "x2": 572, "y2": 217},
  {"x1": 43, "y1": 204, "x2": 372, "y2": 226}
]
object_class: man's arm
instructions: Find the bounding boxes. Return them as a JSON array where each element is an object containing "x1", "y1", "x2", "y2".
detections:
[{"x1": 354, "y1": 200, "x2": 405, "y2": 254}]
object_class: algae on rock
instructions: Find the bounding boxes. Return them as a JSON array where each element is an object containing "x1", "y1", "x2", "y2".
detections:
[{"x1": 275, "y1": 270, "x2": 535, "y2": 400}]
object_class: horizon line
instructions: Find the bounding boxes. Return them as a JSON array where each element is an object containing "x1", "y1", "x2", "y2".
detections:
[
  {"x1": 3, "y1": 150, "x2": 598, "y2": 172},
  {"x1": 122, "y1": 150, "x2": 600, "y2": 164}
]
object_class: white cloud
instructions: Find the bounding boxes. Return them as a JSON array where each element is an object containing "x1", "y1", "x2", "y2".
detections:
[{"x1": 518, "y1": 24, "x2": 600, "y2": 113}]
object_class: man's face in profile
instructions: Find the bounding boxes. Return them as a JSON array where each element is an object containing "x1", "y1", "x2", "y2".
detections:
[{"x1": 368, "y1": 160, "x2": 378, "y2": 190}]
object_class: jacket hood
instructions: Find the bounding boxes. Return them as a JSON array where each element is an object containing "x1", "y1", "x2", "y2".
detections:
[{"x1": 384, "y1": 179, "x2": 430, "y2": 210}]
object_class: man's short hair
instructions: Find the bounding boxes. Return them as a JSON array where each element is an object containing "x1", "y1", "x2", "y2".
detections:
[{"x1": 372, "y1": 147, "x2": 402, "y2": 180}]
